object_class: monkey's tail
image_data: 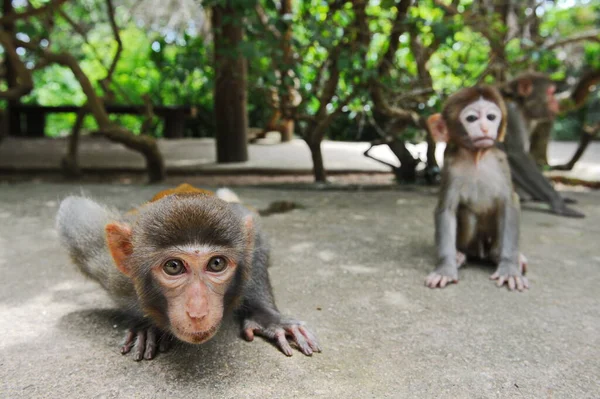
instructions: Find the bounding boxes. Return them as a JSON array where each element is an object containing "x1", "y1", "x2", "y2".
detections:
[
  {"x1": 216, "y1": 188, "x2": 241, "y2": 203},
  {"x1": 55, "y1": 196, "x2": 120, "y2": 280}
]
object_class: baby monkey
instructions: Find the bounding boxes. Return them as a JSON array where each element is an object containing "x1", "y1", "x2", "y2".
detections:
[
  {"x1": 426, "y1": 86, "x2": 529, "y2": 292},
  {"x1": 56, "y1": 184, "x2": 320, "y2": 360}
]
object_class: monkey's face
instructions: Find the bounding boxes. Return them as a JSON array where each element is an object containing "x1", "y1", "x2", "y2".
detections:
[
  {"x1": 458, "y1": 98, "x2": 502, "y2": 149},
  {"x1": 522, "y1": 79, "x2": 560, "y2": 120},
  {"x1": 149, "y1": 246, "x2": 240, "y2": 344},
  {"x1": 106, "y1": 194, "x2": 251, "y2": 346}
]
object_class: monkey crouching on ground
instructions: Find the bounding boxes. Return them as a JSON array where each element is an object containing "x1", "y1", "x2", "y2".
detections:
[
  {"x1": 426, "y1": 86, "x2": 529, "y2": 292},
  {"x1": 500, "y1": 72, "x2": 584, "y2": 218},
  {"x1": 56, "y1": 184, "x2": 320, "y2": 361}
]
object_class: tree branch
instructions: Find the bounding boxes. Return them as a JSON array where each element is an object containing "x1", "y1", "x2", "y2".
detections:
[
  {"x1": 542, "y1": 29, "x2": 600, "y2": 51},
  {"x1": 0, "y1": 0, "x2": 68, "y2": 24},
  {"x1": 0, "y1": 31, "x2": 34, "y2": 100},
  {"x1": 255, "y1": 4, "x2": 281, "y2": 40}
]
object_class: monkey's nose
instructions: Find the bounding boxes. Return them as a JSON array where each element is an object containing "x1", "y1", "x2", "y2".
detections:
[
  {"x1": 187, "y1": 308, "x2": 208, "y2": 320},
  {"x1": 186, "y1": 299, "x2": 208, "y2": 320}
]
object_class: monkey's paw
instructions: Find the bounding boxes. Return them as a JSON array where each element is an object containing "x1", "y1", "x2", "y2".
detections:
[
  {"x1": 242, "y1": 317, "x2": 321, "y2": 357},
  {"x1": 490, "y1": 263, "x2": 529, "y2": 292},
  {"x1": 120, "y1": 325, "x2": 173, "y2": 361},
  {"x1": 551, "y1": 203, "x2": 585, "y2": 218},
  {"x1": 425, "y1": 265, "x2": 458, "y2": 288}
]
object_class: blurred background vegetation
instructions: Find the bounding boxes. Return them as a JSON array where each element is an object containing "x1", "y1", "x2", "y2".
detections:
[{"x1": 2, "y1": 0, "x2": 597, "y2": 139}]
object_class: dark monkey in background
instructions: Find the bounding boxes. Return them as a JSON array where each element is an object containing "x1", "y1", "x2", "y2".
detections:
[
  {"x1": 56, "y1": 184, "x2": 320, "y2": 361},
  {"x1": 426, "y1": 86, "x2": 529, "y2": 291},
  {"x1": 500, "y1": 72, "x2": 584, "y2": 218}
]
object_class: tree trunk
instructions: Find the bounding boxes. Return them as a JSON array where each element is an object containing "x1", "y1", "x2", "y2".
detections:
[
  {"x1": 2, "y1": 0, "x2": 20, "y2": 136},
  {"x1": 61, "y1": 108, "x2": 85, "y2": 178},
  {"x1": 308, "y1": 140, "x2": 327, "y2": 182},
  {"x1": 279, "y1": 0, "x2": 294, "y2": 142},
  {"x1": 388, "y1": 139, "x2": 419, "y2": 183},
  {"x1": 35, "y1": 50, "x2": 165, "y2": 182},
  {"x1": 212, "y1": 4, "x2": 248, "y2": 163},
  {"x1": 529, "y1": 119, "x2": 553, "y2": 167}
]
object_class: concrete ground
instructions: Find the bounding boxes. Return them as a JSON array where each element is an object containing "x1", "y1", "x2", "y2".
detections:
[
  {"x1": 0, "y1": 183, "x2": 599, "y2": 398},
  {"x1": 1, "y1": 136, "x2": 599, "y2": 182}
]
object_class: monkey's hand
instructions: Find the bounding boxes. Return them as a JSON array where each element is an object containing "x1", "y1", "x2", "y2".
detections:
[
  {"x1": 120, "y1": 324, "x2": 173, "y2": 361},
  {"x1": 242, "y1": 312, "x2": 321, "y2": 357},
  {"x1": 490, "y1": 262, "x2": 529, "y2": 292},
  {"x1": 425, "y1": 263, "x2": 458, "y2": 289}
]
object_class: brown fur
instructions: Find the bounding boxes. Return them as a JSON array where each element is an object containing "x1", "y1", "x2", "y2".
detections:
[{"x1": 443, "y1": 85, "x2": 508, "y2": 146}]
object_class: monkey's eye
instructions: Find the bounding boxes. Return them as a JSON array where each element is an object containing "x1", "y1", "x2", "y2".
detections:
[
  {"x1": 163, "y1": 259, "x2": 185, "y2": 276},
  {"x1": 207, "y1": 256, "x2": 227, "y2": 273},
  {"x1": 465, "y1": 115, "x2": 478, "y2": 123},
  {"x1": 487, "y1": 114, "x2": 497, "y2": 121}
]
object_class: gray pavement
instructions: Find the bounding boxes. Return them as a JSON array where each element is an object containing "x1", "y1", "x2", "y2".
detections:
[
  {"x1": 1, "y1": 136, "x2": 599, "y2": 181},
  {"x1": 1, "y1": 183, "x2": 599, "y2": 398}
]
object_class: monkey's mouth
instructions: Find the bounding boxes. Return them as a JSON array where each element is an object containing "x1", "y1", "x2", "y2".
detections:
[
  {"x1": 173, "y1": 324, "x2": 219, "y2": 344},
  {"x1": 472, "y1": 137, "x2": 495, "y2": 147}
]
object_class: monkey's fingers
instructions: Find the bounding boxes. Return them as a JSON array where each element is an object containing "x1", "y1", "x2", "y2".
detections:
[
  {"x1": 132, "y1": 331, "x2": 146, "y2": 361},
  {"x1": 243, "y1": 319, "x2": 263, "y2": 341},
  {"x1": 298, "y1": 326, "x2": 321, "y2": 353},
  {"x1": 491, "y1": 272, "x2": 529, "y2": 291},
  {"x1": 275, "y1": 330, "x2": 294, "y2": 357},
  {"x1": 120, "y1": 329, "x2": 136, "y2": 354},
  {"x1": 243, "y1": 328, "x2": 255, "y2": 341},
  {"x1": 425, "y1": 273, "x2": 443, "y2": 288},
  {"x1": 158, "y1": 333, "x2": 173, "y2": 353},
  {"x1": 144, "y1": 327, "x2": 158, "y2": 360},
  {"x1": 287, "y1": 325, "x2": 313, "y2": 356}
]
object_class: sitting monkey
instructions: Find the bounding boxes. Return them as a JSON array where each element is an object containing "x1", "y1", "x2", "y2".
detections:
[
  {"x1": 56, "y1": 184, "x2": 320, "y2": 360},
  {"x1": 425, "y1": 86, "x2": 528, "y2": 291}
]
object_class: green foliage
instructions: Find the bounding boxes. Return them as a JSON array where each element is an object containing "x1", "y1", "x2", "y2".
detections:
[{"x1": 4, "y1": 0, "x2": 599, "y2": 141}]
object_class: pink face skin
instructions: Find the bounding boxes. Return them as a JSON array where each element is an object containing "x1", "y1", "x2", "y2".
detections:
[
  {"x1": 547, "y1": 85, "x2": 560, "y2": 115},
  {"x1": 459, "y1": 98, "x2": 502, "y2": 149},
  {"x1": 151, "y1": 245, "x2": 238, "y2": 344}
]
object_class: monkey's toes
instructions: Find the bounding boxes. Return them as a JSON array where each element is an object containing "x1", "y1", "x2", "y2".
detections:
[
  {"x1": 490, "y1": 272, "x2": 529, "y2": 292},
  {"x1": 425, "y1": 272, "x2": 457, "y2": 288}
]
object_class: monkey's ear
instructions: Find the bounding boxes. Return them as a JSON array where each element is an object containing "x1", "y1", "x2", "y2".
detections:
[
  {"x1": 105, "y1": 222, "x2": 133, "y2": 276},
  {"x1": 427, "y1": 113, "x2": 448, "y2": 143},
  {"x1": 517, "y1": 78, "x2": 533, "y2": 97}
]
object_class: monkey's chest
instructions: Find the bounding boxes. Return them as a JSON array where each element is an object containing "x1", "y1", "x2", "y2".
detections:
[{"x1": 453, "y1": 163, "x2": 510, "y2": 214}]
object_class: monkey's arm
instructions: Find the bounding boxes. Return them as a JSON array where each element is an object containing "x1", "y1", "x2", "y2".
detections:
[
  {"x1": 489, "y1": 195, "x2": 529, "y2": 291},
  {"x1": 237, "y1": 229, "x2": 320, "y2": 357},
  {"x1": 426, "y1": 176, "x2": 460, "y2": 289},
  {"x1": 503, "y1": 104, "x2": 584, "y2": 218}
]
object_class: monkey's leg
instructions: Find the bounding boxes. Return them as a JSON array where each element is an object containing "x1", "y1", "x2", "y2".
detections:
[
  {"x1": 489, "y1": 199, "x2": 529, "y2": 291},
  {"x1": 426, "y1": 208, "x2": 459, "y2": 288},
  {"x1": 456, "y1": 207, "x2": 478, "y2": 267},
  {"x1": 239, "y1": 237, "x2": 321, "y2": 357},
  {"x1": 506, "y1": 150, "x2": 584, "y2": 218}
]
